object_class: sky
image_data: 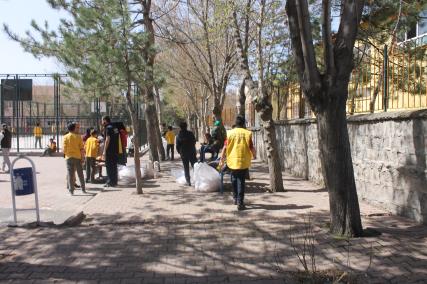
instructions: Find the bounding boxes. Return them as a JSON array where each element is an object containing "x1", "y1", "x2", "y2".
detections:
[{"x1": 0, "y1": 0, "x2": 66, "y2": 74}]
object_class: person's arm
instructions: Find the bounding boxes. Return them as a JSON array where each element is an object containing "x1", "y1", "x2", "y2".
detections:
[
  {"x1": 63, "y1": 136, "x2": 69, "y2": 157},
  {"x1": 249, "y1": 135, "x2": 256, "y2": 159},
  {"x1": 175, "y1": 134, "x2": 181, "y2": 154},
  {"x1": 220, "y1": 140, "x2": 227, "y2": 163},
  {"x1": 103, "y1": 136, "x2": 110, "y2": 158}
]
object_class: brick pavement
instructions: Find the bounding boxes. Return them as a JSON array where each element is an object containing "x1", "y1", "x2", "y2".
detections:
[
  {"x1": 0, "y1": 157, "x2": 426, "y2": 283},
  {"x1": 0, "y1": 156, "x2": 98, "y2": 225}
]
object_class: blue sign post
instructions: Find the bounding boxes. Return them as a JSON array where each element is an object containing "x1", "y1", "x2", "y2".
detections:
[{"x1": 9, "y1": 155, "x2": 40, "y2": 225}]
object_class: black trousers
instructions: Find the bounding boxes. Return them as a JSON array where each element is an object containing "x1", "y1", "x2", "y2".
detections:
[
  {"x1": 181, "y1": 155, "x2": 197, "y2": 185},
  {"x1": 106, "y1": 155, "x2": 118, "y2": 186},
  {"x1": 231, "y1": 169, "x2": 248, "y2": 205},
  {"x1": 167, "y1": 144, "x2": 174, "y2": 160}
]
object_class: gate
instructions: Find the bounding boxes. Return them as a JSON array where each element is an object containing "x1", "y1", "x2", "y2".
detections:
[{"x1": 0, "y1": 74, "x2": 146, "y2": 152}]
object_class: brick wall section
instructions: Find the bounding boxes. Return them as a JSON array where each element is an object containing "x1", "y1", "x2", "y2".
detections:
[{"x1": 253, "y1": 109, "x2": 427, "y2": 223}]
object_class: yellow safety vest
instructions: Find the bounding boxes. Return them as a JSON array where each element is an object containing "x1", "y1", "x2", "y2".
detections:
[
  {"x1": 34, "y1": 126, "x2": 42, "y2": 137},
  {"x1": 226, "y1": 128, "x2": 253, "y2": 170}
]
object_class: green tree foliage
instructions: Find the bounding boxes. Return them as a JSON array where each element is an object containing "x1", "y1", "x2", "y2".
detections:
[{"x1": 3, "y1": 0, "x2": 157, "y2": 194}]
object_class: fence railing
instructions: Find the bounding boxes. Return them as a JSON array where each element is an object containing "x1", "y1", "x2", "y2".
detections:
[{"x1": 268, "y1": 36, "x2": 427, "y2": 122}]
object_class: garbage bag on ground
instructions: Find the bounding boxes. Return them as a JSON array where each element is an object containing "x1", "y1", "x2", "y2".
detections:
[
  {"x1": 118, "y1": 163, "x2": 155, "y2": 184},
  {"x1": 118, "y1": 165, "x2": 135, "y2": 185},
  {"x1": 193, "y1": 162, "x2": 221, "y2": 192},
  {"x1": 170, "y1": 168, "x2": 193, "y2": 185}
]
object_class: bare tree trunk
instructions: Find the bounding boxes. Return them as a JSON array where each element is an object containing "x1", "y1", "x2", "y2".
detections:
[
  {"x1": 237, "y1": 79, "x2": 246, "y2": 117},
  {"x1": 212, "y1": 98, "x2": 222, "y2": 121},
  {"x1": 125, "y1": 88, "x2": 143, "y2": 194},
  {"x1": 141, "y1": 0, "x2": 164, "y2": 161},
  {"x1": 317, "y1": 95, "x2": 363, "y2": 236},
  {"x1": 154, "y1": 85, "x2": 162, "y2": 124},
  {"x1": 255, "y1": 94, "x2": 285, "y2": 192},
  {"x1": 144, "y1": 101, "x2": 160, "y2": 162},
  {"x1": 231, "y1": 1, "x2": 284, "y2": 192}
]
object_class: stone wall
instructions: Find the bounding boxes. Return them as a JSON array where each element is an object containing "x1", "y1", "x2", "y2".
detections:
[{"x1": 253, "y1": 109, "x2": 427, "y2": 223}]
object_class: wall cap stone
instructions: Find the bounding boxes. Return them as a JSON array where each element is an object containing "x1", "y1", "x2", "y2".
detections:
[{"x1": 274, "y1": 109, "x2": 427, "y2": 125}]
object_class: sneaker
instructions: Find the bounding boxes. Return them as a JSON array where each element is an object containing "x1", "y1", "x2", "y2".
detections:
[
  {"x1": 237, "y1": 204, "x2": 246, "y2": 211},
  {"x1": 186, "y1": 182, "x2": 191, "y2": 186},
  {"x1": 74, "y1": 183, "x2": 81, "y2": 188},
  {"x1": 82, "y1": 189, "x2": 87, "y2": 193},
  {"x1": 68, "y1": 190, "x2": 74, "y2": 195}
]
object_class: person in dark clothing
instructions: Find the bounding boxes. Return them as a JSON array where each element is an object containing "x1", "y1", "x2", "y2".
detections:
[
  {"x1": 1, "y1": 123, "x2": 12, "y2": 173},
  {"x1": 102, "y1": 116, "x2": 119, "y2": 187},
  {"x1": 176, "y1": 122, "x2": 197, "y2": 186},
  {"x1": 199, "y1": 132, "x2": 219, "y2": 162}
]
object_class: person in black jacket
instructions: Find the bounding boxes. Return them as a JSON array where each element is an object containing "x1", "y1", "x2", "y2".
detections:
[
  {"x1": 1, "y1": 123, "x2": 12, "y2": 173},
  {"x1": 176, "y1": 122, "x2": 197, "y2": 186}
]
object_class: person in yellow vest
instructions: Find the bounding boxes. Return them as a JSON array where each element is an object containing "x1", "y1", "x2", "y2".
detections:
[
  {"x1": 220, "y1": 115, "x2": 256, "y2": 211},
  {"x1": 84, "y1": 129, "x2": 99, "y2": 183},
  {"x1": 165, "y1": 126, "x2": 176, "y2": 161},
  {"x1": 63, "y1": 122, "x2": 86, "y2": 195},
  {"x1": 33, "y1": 122, "x2": 43, "y2": 149}
]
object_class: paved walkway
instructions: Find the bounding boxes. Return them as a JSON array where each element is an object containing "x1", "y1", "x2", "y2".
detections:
[
  {"x1": 0, "y1": 157, "x2": 426, "y2": 283},
  {"x1": 0, "y1": 157, "x2": 96, "y2": 226}
]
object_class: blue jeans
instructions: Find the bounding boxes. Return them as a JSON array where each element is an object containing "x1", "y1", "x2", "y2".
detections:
[
  {"x1": 231, "y1": 169, "x2": 247, "y2": 205},
  {"x1": 200, "y1": 145, "x2": 217, "y2": 162}
]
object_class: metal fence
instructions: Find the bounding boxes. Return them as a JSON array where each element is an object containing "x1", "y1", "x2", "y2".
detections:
[
  {"x1": 209, "y1": 35, "x2": 427, "y2": 126},
  {"x1": 0, "y1": 74, "x2": 146, "y2": 152}
]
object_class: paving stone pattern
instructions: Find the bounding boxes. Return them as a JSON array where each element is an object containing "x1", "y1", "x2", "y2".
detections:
[{"x1": 0, "y1": 157, "x2": 426, "y2": 283}]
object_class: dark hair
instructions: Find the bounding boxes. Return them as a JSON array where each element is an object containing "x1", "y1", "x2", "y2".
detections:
[
  {"x1": 67, "y1": 122, "x2": 77, "y2": 132},
  {"x1": 235, "y1": 115, "x2": 245, "y2": 128},
  {"x1": 90, "y1": 129, "x2": 98, "y2": 136},
  {"x1": 36, "y1": 122, "x2": 40, "y2": 126},
  {"x1": 102, "y1": 116, "x2": 111, "y2": 123},
  {"x1": 179, "y1": 121, "x2": 187, "y2": 130},
  {"x1": 85, "y1": 128, "x2": 92, "y2": 135},
  {"x1": 168, "y1": 126, "x2": 172, "y2": 130}
]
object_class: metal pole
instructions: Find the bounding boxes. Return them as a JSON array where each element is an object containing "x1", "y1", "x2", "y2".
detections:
[
  {"x1": 383, "y1": 45, "x2": 389, "y2": 112},
  {"x1": 16, "y1": 75, "x2": 20, "y2": 152},
  {"x1": 55, "y1": 77, "x2": 60, "y2": 152},
  {"x1": 0, "y1": 80, "x2": 3, "y2": 122}
]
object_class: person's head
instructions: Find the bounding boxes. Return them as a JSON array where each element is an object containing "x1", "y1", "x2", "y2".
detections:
[
  {"x1": 168, "y1": 126, "x2": 173, "y2": 131},
  {"x1": 102, "y1": 116, "x2": 111, "y2": 126},
  {"x1": 49, "y1": 138, "x2": 53, "y2": 142},
  {"x1": 2, "y1": 123, "x2": 8, "y2": 130},
  {"x1": 90, "y1": 129, "x2": 98, "y2": 137},
  {"x1": 85, "y1": 128, "x2": 92, "y2": 136},
  {"x1": 162, "y1": 123, "x2": 166, "y2": 127},
  {"x1": 235, "y1": 115, "x2": 245, "y2": 128},
  {"x1": 67, "y1": 122, "x2": 77, "y2": 133},
  {"x1": 214, "y1": 120, "x2": 221, "y2": 127},
  {"x1": 204, "y1": 132, "x2": 211, "y2": 139},
  {"x1": 179, "y1": 121, "x2": 187, "y2": 130},
  {"x1": 36, "y1": 122, "x2": 40, "y2": 126}
]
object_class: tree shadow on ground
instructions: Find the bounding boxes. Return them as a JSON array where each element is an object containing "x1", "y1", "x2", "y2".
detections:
[
  {"x1": 248, "y1": 204, "x2": 313, "y2": 211},
  {"x1": 1, "y1": 208, "x2": 426, "y2": 283}
]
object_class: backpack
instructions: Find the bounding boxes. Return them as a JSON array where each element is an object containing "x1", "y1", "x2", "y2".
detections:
[{"x1": 119, "y1": 129, "x2": 128, "y2": 148}]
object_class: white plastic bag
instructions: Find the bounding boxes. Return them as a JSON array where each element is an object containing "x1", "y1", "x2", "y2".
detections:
[
  {"x1": 171, "y1": 168, "x2": 193, "y2": 185},
  {"x1": 118, "y1": 165, "x2": 136, "y2": 185},
  {"x1": 193, "y1": 162, "x2": 221, "y2": 192},
  {"x1": 118, "y1": 163, "x2": 155, "y2": 184}
]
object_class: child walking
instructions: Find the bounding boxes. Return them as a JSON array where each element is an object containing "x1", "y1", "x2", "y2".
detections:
[{"x1": 84, "y1": 129, "x2": 99, "y2": 183}]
